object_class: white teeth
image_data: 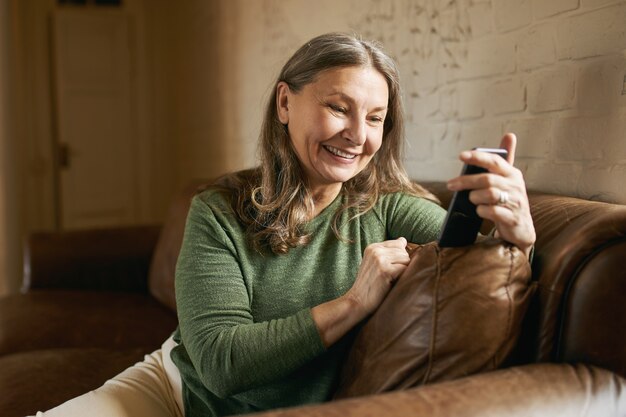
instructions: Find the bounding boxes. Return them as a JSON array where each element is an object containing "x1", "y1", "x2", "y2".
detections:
[{"x1": 325, "y1": 145, "x2": 356, "y2": 159}]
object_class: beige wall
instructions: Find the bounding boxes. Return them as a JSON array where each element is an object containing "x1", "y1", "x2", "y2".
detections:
[
  {"x1": 148, "y1": 1, "x2": 247, "y2": 193},
  {"x1": 0, "y1": 0, "x2": 22, "y2": 295},
  {"x1": 224, "y1": 0, "x2": 626, "y2": 203}
]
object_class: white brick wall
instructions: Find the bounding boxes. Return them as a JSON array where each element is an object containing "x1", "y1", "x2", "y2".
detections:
[
  {"x1": 486, "y1": 77, "x2": 526, "y2": 115},
  {"x1": 577, "y1": 57, "x2": 624, "y2": 115},
  {"x1": 552, "y1": 117, "x2": 607, "y2": 161},
  {"x1": 493, "y1": 0, "x2": 532, "y2": 32},
  {"x1": 397, "y1": 0, "x2": 626, "y2": 203},
  {"x1": 468, "y1": 2, "x2": 494, "y2": 38},
  {"x1": 533, "y1": 0, "x2": 579, "y2": 19},
  {"x1": 461, "y1": 36, "x2": 517, "y2": 79},
  {"x1": 556, "y1": 3, "x2": 626, "y2": 59},
  {"x1": 232, "y1": 0, "x2": 626, "y2": 203},
  {"x1": 505, "y1": 118, "x2": 552, "y2": 158},
  {"x1": 517, "y1": 23, "x2": 557, "y2": 71},
  {"x1": 527, "y1": 67, "x2": 577, "y2": 113},
  {"x1": 458, "y1": 80, "x2": 487, "y2": 120}
]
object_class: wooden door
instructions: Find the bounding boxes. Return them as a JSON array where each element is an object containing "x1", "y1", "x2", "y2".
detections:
[{"x1": 52, "y1": 9, "x2": 138, "y2": 229}]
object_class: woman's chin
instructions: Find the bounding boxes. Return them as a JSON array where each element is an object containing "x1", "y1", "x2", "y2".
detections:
[{"x1": 326, "y1": 165, "x2": 360, "y2": 180}]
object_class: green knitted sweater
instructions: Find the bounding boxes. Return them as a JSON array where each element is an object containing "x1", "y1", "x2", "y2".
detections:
[{"x1": 171, "y1": 188, "x2": 445, "y2": 417}]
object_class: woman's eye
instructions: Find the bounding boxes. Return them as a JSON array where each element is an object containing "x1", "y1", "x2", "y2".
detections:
[
  {"x1": 329, "y1": 104, "x2": 347, "y2": 114},
  {"x1": 369, "y1": 116, "x2": 384, "y2": 124}
]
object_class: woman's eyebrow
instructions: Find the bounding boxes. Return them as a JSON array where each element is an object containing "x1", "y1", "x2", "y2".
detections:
[{"x1": 325, "y1": 91, "x2": 387, "y2": 112}]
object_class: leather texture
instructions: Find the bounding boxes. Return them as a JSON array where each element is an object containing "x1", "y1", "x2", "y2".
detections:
[
  {"x1": 23, "y1": 225, "x2": 161, "y2": 292},
  {"x1": 0, "y1": 347, "x2": 145, "y2": 417},
  {"x1": 525, "y1": 194, "x2": 626, "y2": 374},
  {"x1": 252, "y1": 364, "x2": 626, "y2": 417},
  {"x1": 0, "y1": 290, "x2": 177, "y2": 356},
  {"x1": 559, "y1": 240, "x2": 626, "y2": 377},
  {"x1": 148, "y1": 179, "x2": 211, "y2": 312},
  {"x1": 335, "y1": 238, "x2": 533, "y2": 399}
]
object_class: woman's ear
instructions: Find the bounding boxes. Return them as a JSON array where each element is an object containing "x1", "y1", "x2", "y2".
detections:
[{"x1": 276, "y1": 82, "x2": 290, "y2": 125}]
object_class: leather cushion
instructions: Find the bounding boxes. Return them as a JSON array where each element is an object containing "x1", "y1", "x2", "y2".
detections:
[
  {"x1": 23, "y1": 225, "x2": 160, "y2": 292},
  {"x1": 148, "y1": 180, "x2": 211, "y2": 311},
  {"x1": 335, "y1": 238, "x2": 533, "y2": 398},
  {"x1": 0, "y1": 348, "x2": 145, "y2": 417}
]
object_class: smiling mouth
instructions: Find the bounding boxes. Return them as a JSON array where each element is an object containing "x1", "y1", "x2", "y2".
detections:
[{"x1": 324, "y1": 145, "x2": 357, "y2": 159}]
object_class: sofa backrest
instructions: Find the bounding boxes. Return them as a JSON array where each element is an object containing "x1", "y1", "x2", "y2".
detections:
[{"x1": 148, "y1": 179, "x2": 212, "y2": 312}]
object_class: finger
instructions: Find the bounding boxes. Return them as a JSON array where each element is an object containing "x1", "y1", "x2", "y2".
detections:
[
  {"x1": 389, "y1": 252, "x2": 411, "y2": 265},
  {"x1": 475, "y1": 203, "x2": 517, "y2": 225},
  {"x1": 387, "y1": 263, "x2": 409, "y2": 282},
  {"x1": 378, "y1": 237, "x2": 407, "y2": 249},
  {"x1": 379, "y1": 247, "x2": 411, "y2": 265},
  {"x1": 363, "y1": 243, "x2": 410, "y2": 265},
  {"x1": 468, "y1": 188, "x2": 502, "y2": 206},
  {"x1": 499, "y1": 132, "x2": 517, "y2": 165},
  {"x1": 472, "y1": 188, "x2": 523, "y2": 208},
  {"x1": 448, "y1": 170, "x2": 508, "y2": 193},
  {"x1": 458, "y1": 149, "x2": 512, "y2": 177}
]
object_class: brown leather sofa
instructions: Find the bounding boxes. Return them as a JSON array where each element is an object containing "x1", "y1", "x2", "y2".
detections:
[{"x1": 1, "y1": 180, "x2": 625, "y2": 416}]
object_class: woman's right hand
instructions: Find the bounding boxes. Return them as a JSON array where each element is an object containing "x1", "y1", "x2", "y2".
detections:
[
  {"x1": 311, "y1": 237, "x2": 410, "y2": 347},
  {"x1": 344, "y1": 237, "x2": 410, "y2": 316}
]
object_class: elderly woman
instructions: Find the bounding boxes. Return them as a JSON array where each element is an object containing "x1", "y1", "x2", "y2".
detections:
[{"x1": 35, "y1": 32, "x2": 535, "y2": 417}]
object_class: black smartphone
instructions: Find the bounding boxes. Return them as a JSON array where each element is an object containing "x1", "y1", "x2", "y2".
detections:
[{"x1": 437, "y1": 148, "x2": 509, "y2": 247}]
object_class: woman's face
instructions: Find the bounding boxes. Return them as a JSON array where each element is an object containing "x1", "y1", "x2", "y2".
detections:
[{"x1": 276, "y1": 66, "x2": 389, "y2": 197}]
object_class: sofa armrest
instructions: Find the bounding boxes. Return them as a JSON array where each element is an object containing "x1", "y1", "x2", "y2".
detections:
[
  {"x1": 526, "y1": 193, "x2": 626, "y2": 376},
  {"x1": 23, "y1": 224, "x2": 161, "y2": 293},
  {"x1": 249, "y1": 364, "x2": 625, "y2": 417}
]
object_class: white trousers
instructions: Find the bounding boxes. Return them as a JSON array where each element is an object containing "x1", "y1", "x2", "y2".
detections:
[{"x1": 32, "y1": 336, "x2": 184, "y2": 417}]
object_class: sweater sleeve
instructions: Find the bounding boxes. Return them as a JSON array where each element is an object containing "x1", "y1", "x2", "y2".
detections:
[
  {"x1": 384, "y1": 193, "x2": 446, "y2": 243},
  {"x1": 174, "y1": 195, "x2": 326, "y2": 399}
]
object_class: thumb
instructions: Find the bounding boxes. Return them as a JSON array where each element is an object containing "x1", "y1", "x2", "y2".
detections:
[{"x1": 499, "y1": 132, "x2": 517, "y2": 165}]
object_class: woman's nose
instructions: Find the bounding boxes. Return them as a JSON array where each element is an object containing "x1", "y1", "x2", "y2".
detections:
[{"x1": 342, "y1": 117, "x2": 367, "y2": 145}]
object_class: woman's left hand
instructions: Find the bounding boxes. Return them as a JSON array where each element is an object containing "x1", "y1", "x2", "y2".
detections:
[{"x1": 446, "y1": 133, "x2": 536, "y2": 257}]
